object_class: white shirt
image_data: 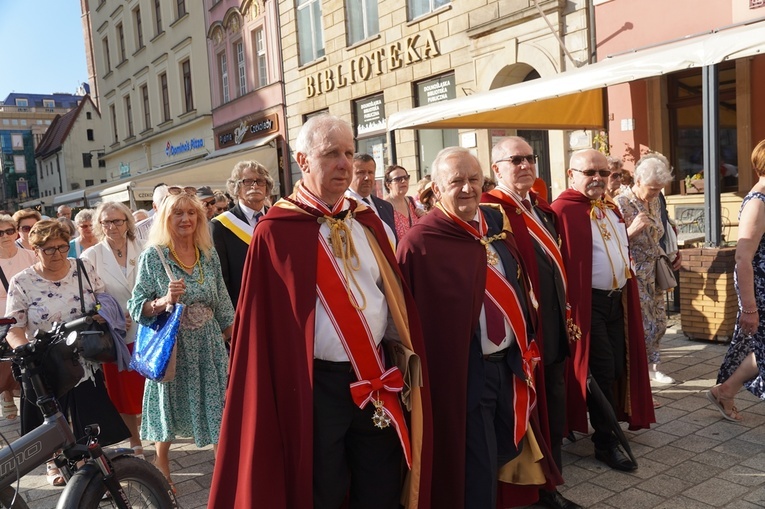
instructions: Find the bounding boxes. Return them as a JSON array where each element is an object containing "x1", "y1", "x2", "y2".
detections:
[
  {"x1": 344, "y1": 189, "x2": 396, "y2": 248},
  {"x1": 238, "y1": 201, "x2": 266, "y2": 225},
  {"x1": 313, "y1": 202, "x2": 389, "y2": 362},
  {"x1": 591, "y1": 208, "x2": 631, "y2": 291}
]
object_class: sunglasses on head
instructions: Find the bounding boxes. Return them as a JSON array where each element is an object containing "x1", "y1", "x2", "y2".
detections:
[
  {"x1": 0, "y1": 228, "x2": 15, "y2": 237},
  {"x1": 167, "y1": 186, "x2": 197, "y2": 196},
  {"x1": 571, "y1": 168, "x2": 611, "y2": 178},
  {"x1": 495, "y1": 154, "x2": 538, "y2": 166}
]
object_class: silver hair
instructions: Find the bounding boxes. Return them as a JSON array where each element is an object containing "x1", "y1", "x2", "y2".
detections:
[
  {"x1": 634, "y1": 154, "x2": 673, "y2": 186},
  {"x1": 93, "y1": 201, "x2": 137, "y2": 241},
  {"x1": 431, "y1": 147, "x2": 483, "y2": 190},
  {"x1": 152, "y1": 185, "x2": 169, "y2": 208},
  {"x1": 74, "y1": 208, "x2": 95, "y2": 224},
  {"x1": 606, "y1": 156, "x2": 624, "y2": 168},
  {"x1": 226, "y1": 160, "x2": 273, "y2": 196},
  {"x1": 295, "y1": 114, "x2": 354, "y2": 156},
  {"x1": 491, "y1": 136, "x2": 529, "y2": 164}
]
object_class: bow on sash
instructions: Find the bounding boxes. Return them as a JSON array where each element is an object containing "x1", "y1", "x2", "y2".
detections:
[{"x1": 350, "y1": 367, "x2": 405, "y2": 408}]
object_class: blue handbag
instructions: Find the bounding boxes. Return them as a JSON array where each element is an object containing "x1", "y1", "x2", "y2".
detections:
[{"x1": 130, "y1": 303, "x2": 184, "y2": 382}]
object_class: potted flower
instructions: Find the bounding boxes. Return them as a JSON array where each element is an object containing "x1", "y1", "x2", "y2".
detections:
[{"x1": 684, "y1": 172, "x2": 704, "y2": 194}]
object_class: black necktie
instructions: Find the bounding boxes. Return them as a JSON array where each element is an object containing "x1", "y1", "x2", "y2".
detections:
[{"x1": 362, "y1": 197, "x2": 371, "y2": 205}]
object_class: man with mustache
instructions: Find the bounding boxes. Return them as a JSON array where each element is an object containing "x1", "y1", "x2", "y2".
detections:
[
  {"x1": 211, "y1": 160, "x2": 273, "y2": 307},
  {"x1": 551, "y1": 149, "x2": 654, "y2": 472}
]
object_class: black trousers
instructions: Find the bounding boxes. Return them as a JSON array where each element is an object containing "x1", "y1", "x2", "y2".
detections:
[
  {"x1": 544, "y1": 359, "x2": 566, "y2": 471},
  {"x1": 588, "y1": 290, "x2": 626, "y2": 450},
  {"x1": 464, "y1": 356, "x2": 518, "y2": 509},
  {"x1": 313, "y1": 360, "x2": 403, "y2": 509}
]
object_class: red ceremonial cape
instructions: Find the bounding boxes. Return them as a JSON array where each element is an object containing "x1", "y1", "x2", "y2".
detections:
[
  {"x1": 208, "y1": 198, "x2": 432, "y2": 508},
  {"x1": 550, "y1": 189, "x2": 655, "y2": 433},
  {"x1": 397, "y1": 206, "x2": 559, "y2": 508}
]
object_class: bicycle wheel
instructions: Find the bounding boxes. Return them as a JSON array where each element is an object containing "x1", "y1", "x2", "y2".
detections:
[
  {"x1": 0, "y1": 486, "x2": 29, "y2": 509},
  {"x1": 57, "y1": 456, "x2": 177, "y2": 509}
]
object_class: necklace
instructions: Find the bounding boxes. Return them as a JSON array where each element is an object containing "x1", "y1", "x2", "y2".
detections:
[
  {"x1": 116, "y1": 249, "x2": 123, "y2": 258},
  {"x1": 170, "y1": 246, "x2": 204, "y2": 284}
]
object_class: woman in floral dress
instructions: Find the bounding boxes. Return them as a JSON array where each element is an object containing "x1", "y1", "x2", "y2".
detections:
[
  {"x1": 615, "y1": 155, "x2": 675, "y2": 387},
  {"x1": 709, "y1": 140, "x2": 765, "y2": 421},
  {"x1": 128, "y1": 192, "x2": 234, "y2": 491}
]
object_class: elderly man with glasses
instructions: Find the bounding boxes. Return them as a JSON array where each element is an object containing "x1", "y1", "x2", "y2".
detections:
[
  {"x1": 551, "y1": 149, "x2": 654, "y2": 473},
  {"x1": 211, "y1": 160, "x2": 273, "y2": 308}
]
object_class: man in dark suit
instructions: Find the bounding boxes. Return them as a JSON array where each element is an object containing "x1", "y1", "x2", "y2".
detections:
[
  {"x1": 211, "y1": 160, "x2": 273, "y2": 307},
  {"x1": 346, "y1": 153, "x2": 397, "y2": 245},
  {"x1": 482, "y1": 136, "x2": 581, "y2": 509}
]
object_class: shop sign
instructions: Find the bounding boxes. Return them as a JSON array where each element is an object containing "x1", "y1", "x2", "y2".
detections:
[
  {"x1": 165, "y1": 138, "x2": 205, "y2": 157},
  {"x1": 119, "y1": 162, "x2": 130, "y2": 177},
  {"x1": 416, "y1": 74, "x2": 456, "y2": 105},
  {"x1": 217, "y1": 113, "x2": 279, "y2": 147},
  {"x1": 306, "y1": 29, "x2": 440, "y2": 98},
  {"x1": 16, "y1": 179, "x2": 28, "y2": 200},
  {"x1": 355, "y1": 95, "x2": 385, "y2": 136}
]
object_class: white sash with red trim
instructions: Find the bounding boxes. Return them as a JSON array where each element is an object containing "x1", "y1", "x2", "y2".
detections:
[
  {"x1": 314, "y1": 211, "x2": 412, "y2": 468},
  {"x1": 437, "y1": 203, "x2": 540, "y2": 446}
]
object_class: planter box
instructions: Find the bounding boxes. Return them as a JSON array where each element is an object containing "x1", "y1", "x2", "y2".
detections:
[
  {"x1": 684, "y1": 179, "x2": 705, "y2": 194},
  {"x1": 679, "y1": 247, "x2": 736, "y2": 342}
]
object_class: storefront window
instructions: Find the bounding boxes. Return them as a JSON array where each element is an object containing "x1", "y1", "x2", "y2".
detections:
[
  {"x1": 668, "y1": 63, "x2": 737, "y2": 193},
  {"x1": 415, "y1": 73, "x2": 457, "y2": 177}
]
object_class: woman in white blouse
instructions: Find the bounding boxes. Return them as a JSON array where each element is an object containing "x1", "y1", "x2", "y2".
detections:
[{"x1": 82, "y1": 201, "x2": 146, "y2": 457}]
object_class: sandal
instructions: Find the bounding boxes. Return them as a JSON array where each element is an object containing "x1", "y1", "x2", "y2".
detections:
[
  {"x1": 1, "y1": 400, "x2": 17, "y2": 420},
  {"x1": 132, "y1": 446, "x2": 145, "y2": 460},
  {"x1": 653, "y1": 397, "x2": 662, "y2": 409},
  {"x1": 165, "y1": 476, "x2": 177, "y2": 495},
  {"x1": 707, "y1": 384, "x2": 743, "y2": 422},
  {"x1": 46, "y1": 463, "x2": 66, "y2": 487}
]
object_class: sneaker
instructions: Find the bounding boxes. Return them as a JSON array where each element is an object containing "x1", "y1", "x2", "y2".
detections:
[{"x1": 649, "y1": 364, "x2": 675, "y2": 384}]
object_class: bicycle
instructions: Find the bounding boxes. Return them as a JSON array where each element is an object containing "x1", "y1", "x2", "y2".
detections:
[{"x1": 0, "y1": 315, "x2": 178, "y2": 509}]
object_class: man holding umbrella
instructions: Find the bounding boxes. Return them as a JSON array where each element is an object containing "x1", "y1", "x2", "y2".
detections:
[{"x1": 551, "y1": 149, "x2": 654, "y2": 472}]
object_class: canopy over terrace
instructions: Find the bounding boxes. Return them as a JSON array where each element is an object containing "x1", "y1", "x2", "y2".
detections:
[{"x1": 386, "y1": 18, "x2": 765, "y2": 133}]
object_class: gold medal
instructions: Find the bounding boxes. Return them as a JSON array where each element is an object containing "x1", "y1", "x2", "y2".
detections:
[{"x1": 485, "y1": 246, "x2": 499, "y2": 266}]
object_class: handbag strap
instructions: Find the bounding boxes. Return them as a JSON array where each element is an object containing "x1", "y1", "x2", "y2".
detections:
[
  {"x1": 76, "y1": 258, "x2": 100, "y2": 313},
  {"x1": 154, "y1": 246, "x2": 176, "y2": 282},
  {"x1": 0, "y1": 264, "x2": 8, "y2": 292}
]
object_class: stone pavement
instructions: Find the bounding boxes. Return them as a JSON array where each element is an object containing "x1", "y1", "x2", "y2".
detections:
[{"x1": 5, "y1": 315, "x2": 765, "y2": 508}]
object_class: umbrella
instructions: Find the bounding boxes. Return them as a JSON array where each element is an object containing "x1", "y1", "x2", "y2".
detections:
[{"x1": 586, "y1": 373, "x2": 637, "y2": 465}]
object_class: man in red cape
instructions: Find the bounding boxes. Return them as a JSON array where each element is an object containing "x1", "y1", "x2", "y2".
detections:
[
  {"x1": 551, "y1": 149, "x2": 655, "y2": 472},
  {"x1": 208, "y1": 115, "x2": 431, "y2": 508},
  {"x1": 482, "y1": 136, "x2": 581, "y2": 509},
  {"x1": 398, "y1": 147, "x2": 558, "y2": 509}
]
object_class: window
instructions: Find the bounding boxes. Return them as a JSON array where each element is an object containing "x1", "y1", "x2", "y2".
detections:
[
  {"x1": 86, "y1": 112, "x2": 92, "y2": 120},
  {"x1": 43, "y1": 99, "x2": 55, "y2": 108},
  {"x1": 103, "y1": 37, "x2": 111, "y2": 72},
  {"x1": 154, "y1": 0, "x2": 163, "y2": 35},
  {"x1": 135, "y1": 7, "x2": 144, "y2": 49},
  {"x1": 159, "y1": 73, "x2": 170, "y2": 121},
  {"x1": 236, "y1": 42, "x2": 247, "y2": 96},
  {"x1": 177, "y1": 0, "x2": 186, "y2": 19},
  {"x1": 82, "y1": 153, "x2": 93, "y2": 168},
  {"x1": 117, "y1": 23, "x2": 126, "y2": 62},
  {"x1": 125, "y1": 95, "x2": 134, "y2": 137},
  {"x1": 219, "y1": 52, "x2": 230, "y2": 103},
  {"x1": 110, "y1": 104, "x2": 118, "y2": 143},
  {"x1": 346, "y1": 0, "x2": 379, "y2": 45},
  {"x1": 254, "y1": 29, "x2": 267, "y2": 88},
  {"x1": 414, "y1": 73, "x2": 458, "y2": 176},
  {"x1": 14, "y1": 99, "x2": 27, "y2": 107},
  {"x1": 141, "y1": 84, "x2": 151, "y2": 130},
  {"x1": 408, "y1": 0, "x2": 450, "y2": 20},
  {"x1": 86, "y1": 179, "x2": 94, "y2": 187},
  {"x1": 87, "y1": 129, "x2": 94, "y2": 141},
  {"x1": 297, "y1": 0, "x2": 324, "y2": 65},
  {"x1": 181, "y1": 60, "x2": 194, "y2": 112}
]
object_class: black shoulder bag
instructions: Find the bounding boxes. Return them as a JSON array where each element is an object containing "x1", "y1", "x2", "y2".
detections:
[{"x1": 75, "y1": 259, "x2": 118, "y2": 363}]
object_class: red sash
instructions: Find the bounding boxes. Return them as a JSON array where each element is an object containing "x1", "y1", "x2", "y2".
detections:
[
  {"x1": 315, "y1": 236, "x2": 412, "y2": 467},
  {"x1": 437, "y1": 204, "x2": 539, "y2": 445}
]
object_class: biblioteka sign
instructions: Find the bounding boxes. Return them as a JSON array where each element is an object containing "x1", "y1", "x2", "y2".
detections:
[{"x1": 305, "y1": 30, "x2": 440, "y2": 98}]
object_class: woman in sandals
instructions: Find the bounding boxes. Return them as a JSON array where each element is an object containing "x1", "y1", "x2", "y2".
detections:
[
  {"x1": 128, "y1": 192, "x2": 234, "y2": 493},
  {"x1": 709, "y1": 140, "x2": 765, "y2": 421},
  {"x1": 0, "y1": 214, "x2": 35, "y2": 421}
]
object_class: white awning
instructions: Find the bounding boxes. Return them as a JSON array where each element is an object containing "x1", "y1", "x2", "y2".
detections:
[
  {"x1": 387, "y1": 20, "x2": 765, "y2": 131},
  {"x1": 52, "y1": 190, "x2": 86, "y2": 207}
]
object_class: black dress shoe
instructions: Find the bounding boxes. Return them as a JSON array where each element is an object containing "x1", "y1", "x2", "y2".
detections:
[
  {"x1": 595, "y1": 445, "x2": 637, "y2": 471},
  {"x1": 537, "y1": 489, "x2": 583, "y2": 509}
]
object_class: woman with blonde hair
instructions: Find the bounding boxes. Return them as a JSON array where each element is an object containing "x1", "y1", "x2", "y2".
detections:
[
  {"x1": 82, "y1": 201, "x2": 146, "y2": 457},
  {"x1": 128, "y1": 193, "x2": 234, "y2": 492}
]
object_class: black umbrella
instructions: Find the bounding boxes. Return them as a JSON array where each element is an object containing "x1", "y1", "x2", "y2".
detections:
[{"x1": 586, "y1": 373, "x2": 637, "y2": 465}]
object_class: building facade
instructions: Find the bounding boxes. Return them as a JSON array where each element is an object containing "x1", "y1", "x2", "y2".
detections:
[
  {"x1": 0, "y1": 93, "x2": 83, "y2": 210},
  {"x1": 35, "y1": 96, "x2": 107, "y2": 201},
  {"x1": 279, "y1": 0, "x2": 591, "y2": 196},
  {"x1": 205, "y1": 0, "x2": 288, "y2": 198}
]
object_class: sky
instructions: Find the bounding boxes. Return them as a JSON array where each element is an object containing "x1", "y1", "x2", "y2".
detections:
[{"x1": 0, "y1": 1, "x2": 88, "y2": 100}]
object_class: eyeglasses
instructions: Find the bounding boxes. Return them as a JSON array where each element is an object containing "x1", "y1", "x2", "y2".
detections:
[
  {"x1": 167, "y1": 186, "x2": 197, "y2": 196},
  {"x1": 100, "y1": 219, "x2": 127, "y2": 227},
  {"x1": 0, "y1": 228, "x2": 16, "y2": 237},
  {"x1": 215, "y1": 206, "x2": 228, "y2": 214},
  {"x1": 37, "y1": 245, "x2": 69, "y2": 256},
  {"x1": 203, "y1": 199, "x2": 216, "y2": 207},
  {"x1": 388, "y1": 175, "x2": 410, "y2": 183},
  {"x1": 19, "y1": 225, "x2": 33, "y2": 233},
  {"x1": 609, "y1": 172, "x2": 623, "y2": 179},
  {"x1": 78, "y1": 223, "x2": 93, "y2": 229},
  {"x1": 239, "y1": 178, "x2": 267, "y2": 188},
  {"x1": 571, "y1": 168, "x2": 611, "y2": 178},
  {"x1": 495, "y1": 155, "x2": 538, "y2": 166}
]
